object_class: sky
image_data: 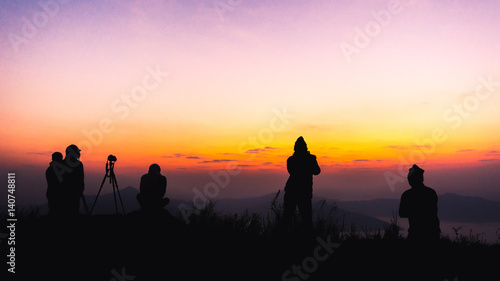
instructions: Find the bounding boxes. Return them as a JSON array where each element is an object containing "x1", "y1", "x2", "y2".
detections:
[{"x1": 1, "y1": 0, "x2": 500, "y2": 206}]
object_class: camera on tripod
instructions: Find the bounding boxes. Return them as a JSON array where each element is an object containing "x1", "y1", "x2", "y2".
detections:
[{"x1": 90, "y1": 154, "x2": 126, "y2": 215}]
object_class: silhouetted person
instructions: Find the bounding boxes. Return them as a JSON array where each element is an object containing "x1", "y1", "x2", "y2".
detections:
[
  {"x1": 62, "y1": 144, "x2": 85, "y2": 216},
  {"x1": 46, "y1": 152, "x2": 64, "y2": 216},
  {"x1": 283, "y1": 136, "x2": 321, "y2": 237},
  {"x1": 136, "y1": 164, "x2": 170, "y2": 212},
  {"x1": 399, "y1": 164, "x2": 440, "y2": 242}
]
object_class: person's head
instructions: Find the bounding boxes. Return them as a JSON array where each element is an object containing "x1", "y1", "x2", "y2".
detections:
[
  {"x1": 148, "y1": 163, "x2": 161, "y2": 176},
  {"x1": 294, "y1": 136, "x2": 308, "y2": 153},
  {"x1": 65, "y1": 144, "x2": 81, "y2": 160},
  {"x1": 407, "y1": 164, "x2": 424, "y2": 187},
  {"x1": 51, "y1": 152, "x2": 63, "y2": 162}
]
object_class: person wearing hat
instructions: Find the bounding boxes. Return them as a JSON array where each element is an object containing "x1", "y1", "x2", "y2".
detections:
[
  {"x1": 283, "y1": 136, "x2": 321, "y2": 237},
  {"x1": 62, "y1": 144, "x2": 85, "y2": 216},
  {"x1": 399, "y1": 164, "x2": 441, "y2": 242}
]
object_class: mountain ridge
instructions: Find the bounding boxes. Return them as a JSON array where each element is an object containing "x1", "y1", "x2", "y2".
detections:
[{"x1": 7, "y1": 187, "x2": 500, "y2": 223}]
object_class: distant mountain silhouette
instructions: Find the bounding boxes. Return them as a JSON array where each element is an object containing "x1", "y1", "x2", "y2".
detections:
[
  {"x1": 438, "y1": 193, "x2": 500, "y2": 222},
  {"x1": 85, "y1": 186, "x2": 140, "y2": 214},
  {"x1": 26, "y1": 186, "x2": 141, "y2": 215},
  {"x1": 337, "y1": 193, "x2": 500, "y2": 223},
  {"x1": 193, "y1": 192, "x2": 500, "y2": 223},
  {"x1": 8, "y1": 189, "x2": 500, "y2": 223},
  {"x1": 169, "y1": 192, "x2": 391, "y2": 230}
]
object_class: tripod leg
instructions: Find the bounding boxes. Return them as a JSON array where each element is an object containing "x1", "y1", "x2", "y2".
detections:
[
  {"x1": 112, "y1": 180, "x2": 118, "y2": 215},
  {"x1": 91, "y1": 173, "x2": 108, "y2": 215},
  {"x1": 112, "y1": 174, "x2": 126, "y2": 215},
  {"x1": 81, "y1": 194, "x2": 90, "y2": 215}
]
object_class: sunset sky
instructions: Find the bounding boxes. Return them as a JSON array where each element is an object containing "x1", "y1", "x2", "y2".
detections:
[{"x1": 1, "y1": 0, "x2": 499, "y2": 205}]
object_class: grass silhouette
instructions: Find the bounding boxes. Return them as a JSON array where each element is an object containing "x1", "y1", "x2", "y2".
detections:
[{"x1": 1, "y1": 194, "x2": 499, "y2": 281}]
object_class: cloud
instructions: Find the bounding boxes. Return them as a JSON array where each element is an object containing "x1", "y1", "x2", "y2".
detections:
[
  {"x1": 165, "y1": 154, "x2": 201, "y2": 159},
  {"x1": 198, "y1": 159, "x2": 234, "y2": 163},
  {"x1": 262, "y1": 162, "x2": 273, "y2": 165},
  {"x1": 478, "y1": 159, "x2": 498, "y2": 162},
  {"x1": 487, "y1": 150, "x2": 499, "y2": 154},
  {"x1": 413, "y1": 144, "x2": 432, "y2": 148},
  {"x1": 386, "y1": 145, "x2": 409, "y2": 150},
  {"x1": 245, "y1": 147, "x2": 279, "y2": 154},
  {"x1": 219, "y1": 152, "x2": 238, "y2": 156},
  {"x1": 457, "y1": 149, "x2": 475, "y2": 152},
  {"x1": 353, "y1": 159, "x2": 370, "y2": 162},
  {"x1": 246, "y1": 148, "x2": 266, "y2": 154},
  {"x1": 29, "y1": 151, "x2": 53, "y2": 156}
]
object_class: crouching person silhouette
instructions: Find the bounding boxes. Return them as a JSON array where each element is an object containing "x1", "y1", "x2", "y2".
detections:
[
  {"x1": 283, "y1": 137, "x2": 321, "y2": 238},
  {"x1": 136, "y1": 164, "x2": 170, "y2": 212},
  {"x1": 399, "y1": 164, "x2": 441, "y2": 243}
]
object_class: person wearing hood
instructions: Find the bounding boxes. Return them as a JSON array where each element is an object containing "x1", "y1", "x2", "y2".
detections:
[{"x1": 283, "y1": 136, "x2": 321, "y2": 236}]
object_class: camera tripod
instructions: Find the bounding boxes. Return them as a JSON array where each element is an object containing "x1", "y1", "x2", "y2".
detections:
[{"x1": 90, "y1": 157, "x2": 126, "y2": 215}]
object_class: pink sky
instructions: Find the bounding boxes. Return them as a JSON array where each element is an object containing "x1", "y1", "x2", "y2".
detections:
[{"x1": 1, "y1": 0, "x2": 499, "y2": 205}]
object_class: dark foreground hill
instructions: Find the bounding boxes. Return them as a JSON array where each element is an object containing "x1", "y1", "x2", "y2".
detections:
[{"x1": 3, "y1": 211, "x2": 500, "y2": 281}]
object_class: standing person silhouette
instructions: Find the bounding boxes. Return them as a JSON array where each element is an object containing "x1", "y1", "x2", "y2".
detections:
[
  {"x1": 46, "y1": 152, "x2": 64, "y2": 216},
  {"x1": 399, "y1": 164, "x2": 440, "y2": 242},
  {"x1": 283, "y1": 136, "x2": 321, "y2": 237},
  {"x1": 136, "y1": 164, "x2": 170, "y2": 212},
  {"x1": 62, "y1": 144, "x2": 85, "y2": 216}
]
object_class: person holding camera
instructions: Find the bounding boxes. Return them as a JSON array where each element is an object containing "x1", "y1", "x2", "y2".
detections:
[{"x1": 283, "y1": 136, "x2": 321, "y2": 237}]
